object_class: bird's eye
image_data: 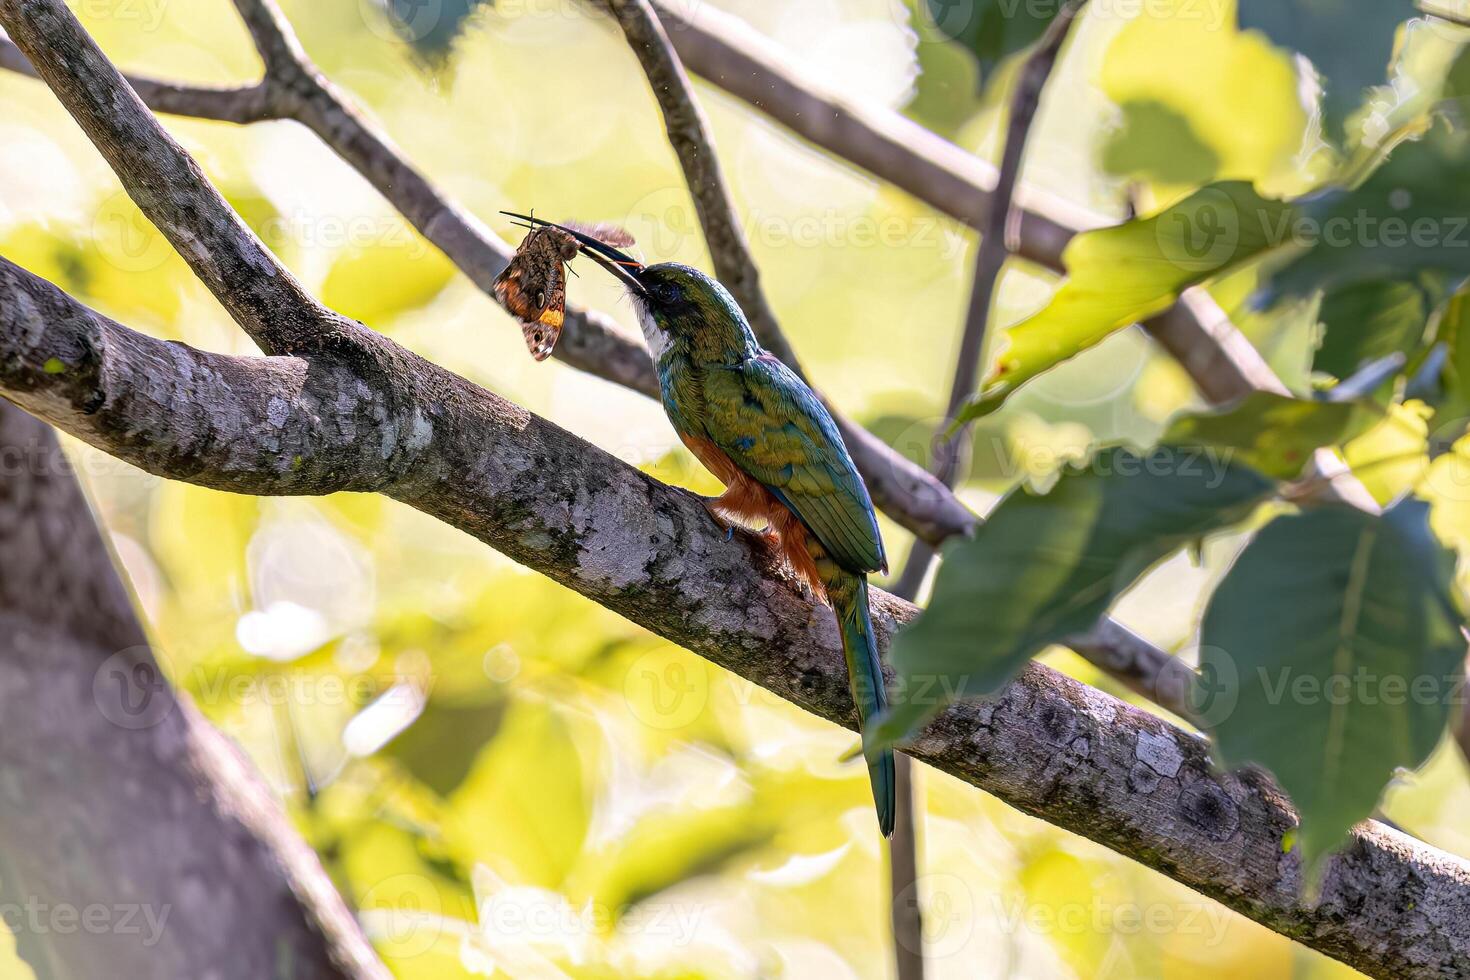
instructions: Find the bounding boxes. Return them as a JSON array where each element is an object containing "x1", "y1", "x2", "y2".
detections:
[{"x1": 656, "y1": 283, "x2": 677, "y2": 303}]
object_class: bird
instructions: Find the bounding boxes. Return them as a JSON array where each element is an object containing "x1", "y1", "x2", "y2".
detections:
[{"x1": 501, "y1": 214, "x2": 895, "y2": 836}]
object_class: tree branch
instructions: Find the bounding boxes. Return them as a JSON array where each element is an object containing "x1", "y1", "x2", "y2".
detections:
[
  {"x1": 0, "y1": 36, "x2": 275, "y2": 122},
  {"x1": 894, "y1": 1, "x2": 1086, "y2": 599},
  {"x1": 1, "y1": 265, "x2": 1466, "y2": 978},
  {"x1": 0, "y1": 258, "x2": 419, "y2": 495},
  {"x1": 0, "y1": 400, "x2": 387, "y2": 979},
  {"x1": 592, "y1": 0, "x2": 791, "y2": 366}
]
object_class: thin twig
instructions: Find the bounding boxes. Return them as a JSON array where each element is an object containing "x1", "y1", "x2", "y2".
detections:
[
  {"x1": 592, "y1": 0, "x2": 796, "y2": 370},
  {"x1": 887, "y1": 8, "x2": 1087, "y2": 973},
  {"x1": 893, "y1": 2, "x2": 1087, "y2": 599}
]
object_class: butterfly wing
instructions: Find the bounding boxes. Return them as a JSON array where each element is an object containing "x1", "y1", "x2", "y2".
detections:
[
  {"x1": 522, "y1": 260, "x2": 565, "y2": 361},
  {"x1": 563, "y1": 221, "x2": 635, "y2": 249},
  {"x1": 492, "y1": 256, "x2": 542, "y2": 322}
]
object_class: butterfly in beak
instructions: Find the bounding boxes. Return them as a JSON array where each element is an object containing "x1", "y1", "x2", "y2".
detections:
[{"x1": 493, "y1": 215, "x2": 636, "y2": 361}]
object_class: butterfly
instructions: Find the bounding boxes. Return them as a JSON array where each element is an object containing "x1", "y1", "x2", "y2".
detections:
[{"x1": 493, "y1": 218, "x2": 636, "y2": 361}]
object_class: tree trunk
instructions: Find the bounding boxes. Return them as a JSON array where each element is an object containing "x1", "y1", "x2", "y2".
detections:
[{"x1": 0, "y1": 402, "x2": 386, "y2": 980}]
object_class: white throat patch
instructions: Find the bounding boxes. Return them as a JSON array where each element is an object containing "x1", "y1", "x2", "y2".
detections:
[{"x1": 634, "y1": 297, "x2": 672, "y2": 363}]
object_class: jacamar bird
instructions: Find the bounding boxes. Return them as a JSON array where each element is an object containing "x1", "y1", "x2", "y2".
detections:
[{"x1": 503, "y1": 215, "x2": 896, "y2": 836}]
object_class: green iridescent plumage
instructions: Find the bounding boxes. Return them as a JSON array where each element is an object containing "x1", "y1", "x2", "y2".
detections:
[
  {"x1": 503, "y1": 213, "x2": 899, "y2": 836},
  {"x1": 635, "y1": 263, "x2": 895, "y2": 837}
]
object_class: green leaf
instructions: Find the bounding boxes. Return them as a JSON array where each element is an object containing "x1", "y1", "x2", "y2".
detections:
[
  {"x1": 1437, "y1": 287, "x2": 1470, "y2": 419},
  {"x1": 1163, "y1": 392, "x2": 1376, "y2": 480},
  {"x1": 383, "y1": 695, "x2": 507, "y2": 797},
  {"x1": 1100, "y1": 10, "x2": 1308, "y2": 185},
  {"x1": 1198, "y1": 498, "x2": 1464, "y2": 872},
  {"x1": 386, "y1": 0, "x2": 490, "y2": 62},
  {"x1": 1313, "y1": 278, "x2": 1436, "y2": 379},
  {"x1": 568, "y1": 805, "x2": 774, "y2": 913},
  {"x1": 923, "y1": 0, "x2": 1060, "y2": 84},
  {"x1": 873, "y1": 447, "x2": 1274, "y2": 745},
  {"x1": 1237, "y1": 0, "x2": 1416, "y2": 140},
  {"x1": 1101, "y1": 100, "x2": 1221, "y2": 187},
  {"x1": 1265, "y1": 130, "x2": 1470, "y2": 302},
  {"x1": 903, "y1": 0, "x2": 984, "y2": 137},
  {"x1": 448, "y1": 700, "x2": 591, "y2": 887},
  {"x1": 965, "y1": 183, "x2": 1295, "y2": 419}
]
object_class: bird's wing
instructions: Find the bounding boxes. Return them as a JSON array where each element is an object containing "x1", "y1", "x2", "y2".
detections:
[{"x1": 702, "y1": 354, "x2": 886, "y2": 574}]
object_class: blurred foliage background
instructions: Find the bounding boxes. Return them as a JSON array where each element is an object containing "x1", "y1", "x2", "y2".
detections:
[{"x1": 2, "y1": 0, "x2": 1469, "y2": 977}]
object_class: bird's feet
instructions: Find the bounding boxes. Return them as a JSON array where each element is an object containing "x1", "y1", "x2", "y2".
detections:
[{"x1": 702, "y1": 497, "x2": 736, "y2": 542}]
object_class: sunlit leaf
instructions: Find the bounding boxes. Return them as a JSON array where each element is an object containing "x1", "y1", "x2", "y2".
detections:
[
  {"x1": 1435, "y1": 286, "x2": 1470, "y2": 422},
  {"x1": 1345, "y1": 401, "x2": 1433, "y2": 503},
  {"x1": 569, "y1": 805, "x2": 773, "y2": 913},
  {"x1": 1100, "y1": 2, "x2": 1308, "y2": 185},
  {"x1": 1198, "y1": 498, "x2": 1464, "y2": 871},
  {"x1": 447, "y1": 700, "x2": 591, "y2": 888},
  {"x1": 873, "y1": 447, "x2": 1274, "y2": 745},
  {"x1": 1237, "y1": 0, "x2": 1417, "y2": 140},
  {"x1": 1101, "y1": 100, "x2": 1221, "y2": 187},
  {"x1": 1163, "y1": 392, "x2": 1376, "y2": 480},
  {"x1": 965, "y1": 183, "x2": 1294, "y2": 419}
]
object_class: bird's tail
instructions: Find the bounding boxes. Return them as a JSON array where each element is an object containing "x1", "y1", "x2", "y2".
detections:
[{"x1": 829, "y1": 572, "x2": 896, "y2": 837}]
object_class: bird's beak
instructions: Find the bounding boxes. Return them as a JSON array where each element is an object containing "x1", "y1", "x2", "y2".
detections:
[{"x1": 500, "y1": 211, "x2": 648, "y2": 297}]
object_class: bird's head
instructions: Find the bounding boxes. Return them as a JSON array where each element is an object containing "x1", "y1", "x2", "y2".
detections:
[{"x1": 502, "y1": 213, "x2": 756, "y2": 361}]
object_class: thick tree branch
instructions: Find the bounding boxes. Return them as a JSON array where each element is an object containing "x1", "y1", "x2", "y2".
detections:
[
  {"x1": 0, "y1": 400, "x2": 387, "y2": 979},
  {"x1": 0, "y1": 258, "x2": 420, "y2": 495},
  {"x1": 0, "y1": 267, "x2": 1466, "y2": 978}
]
